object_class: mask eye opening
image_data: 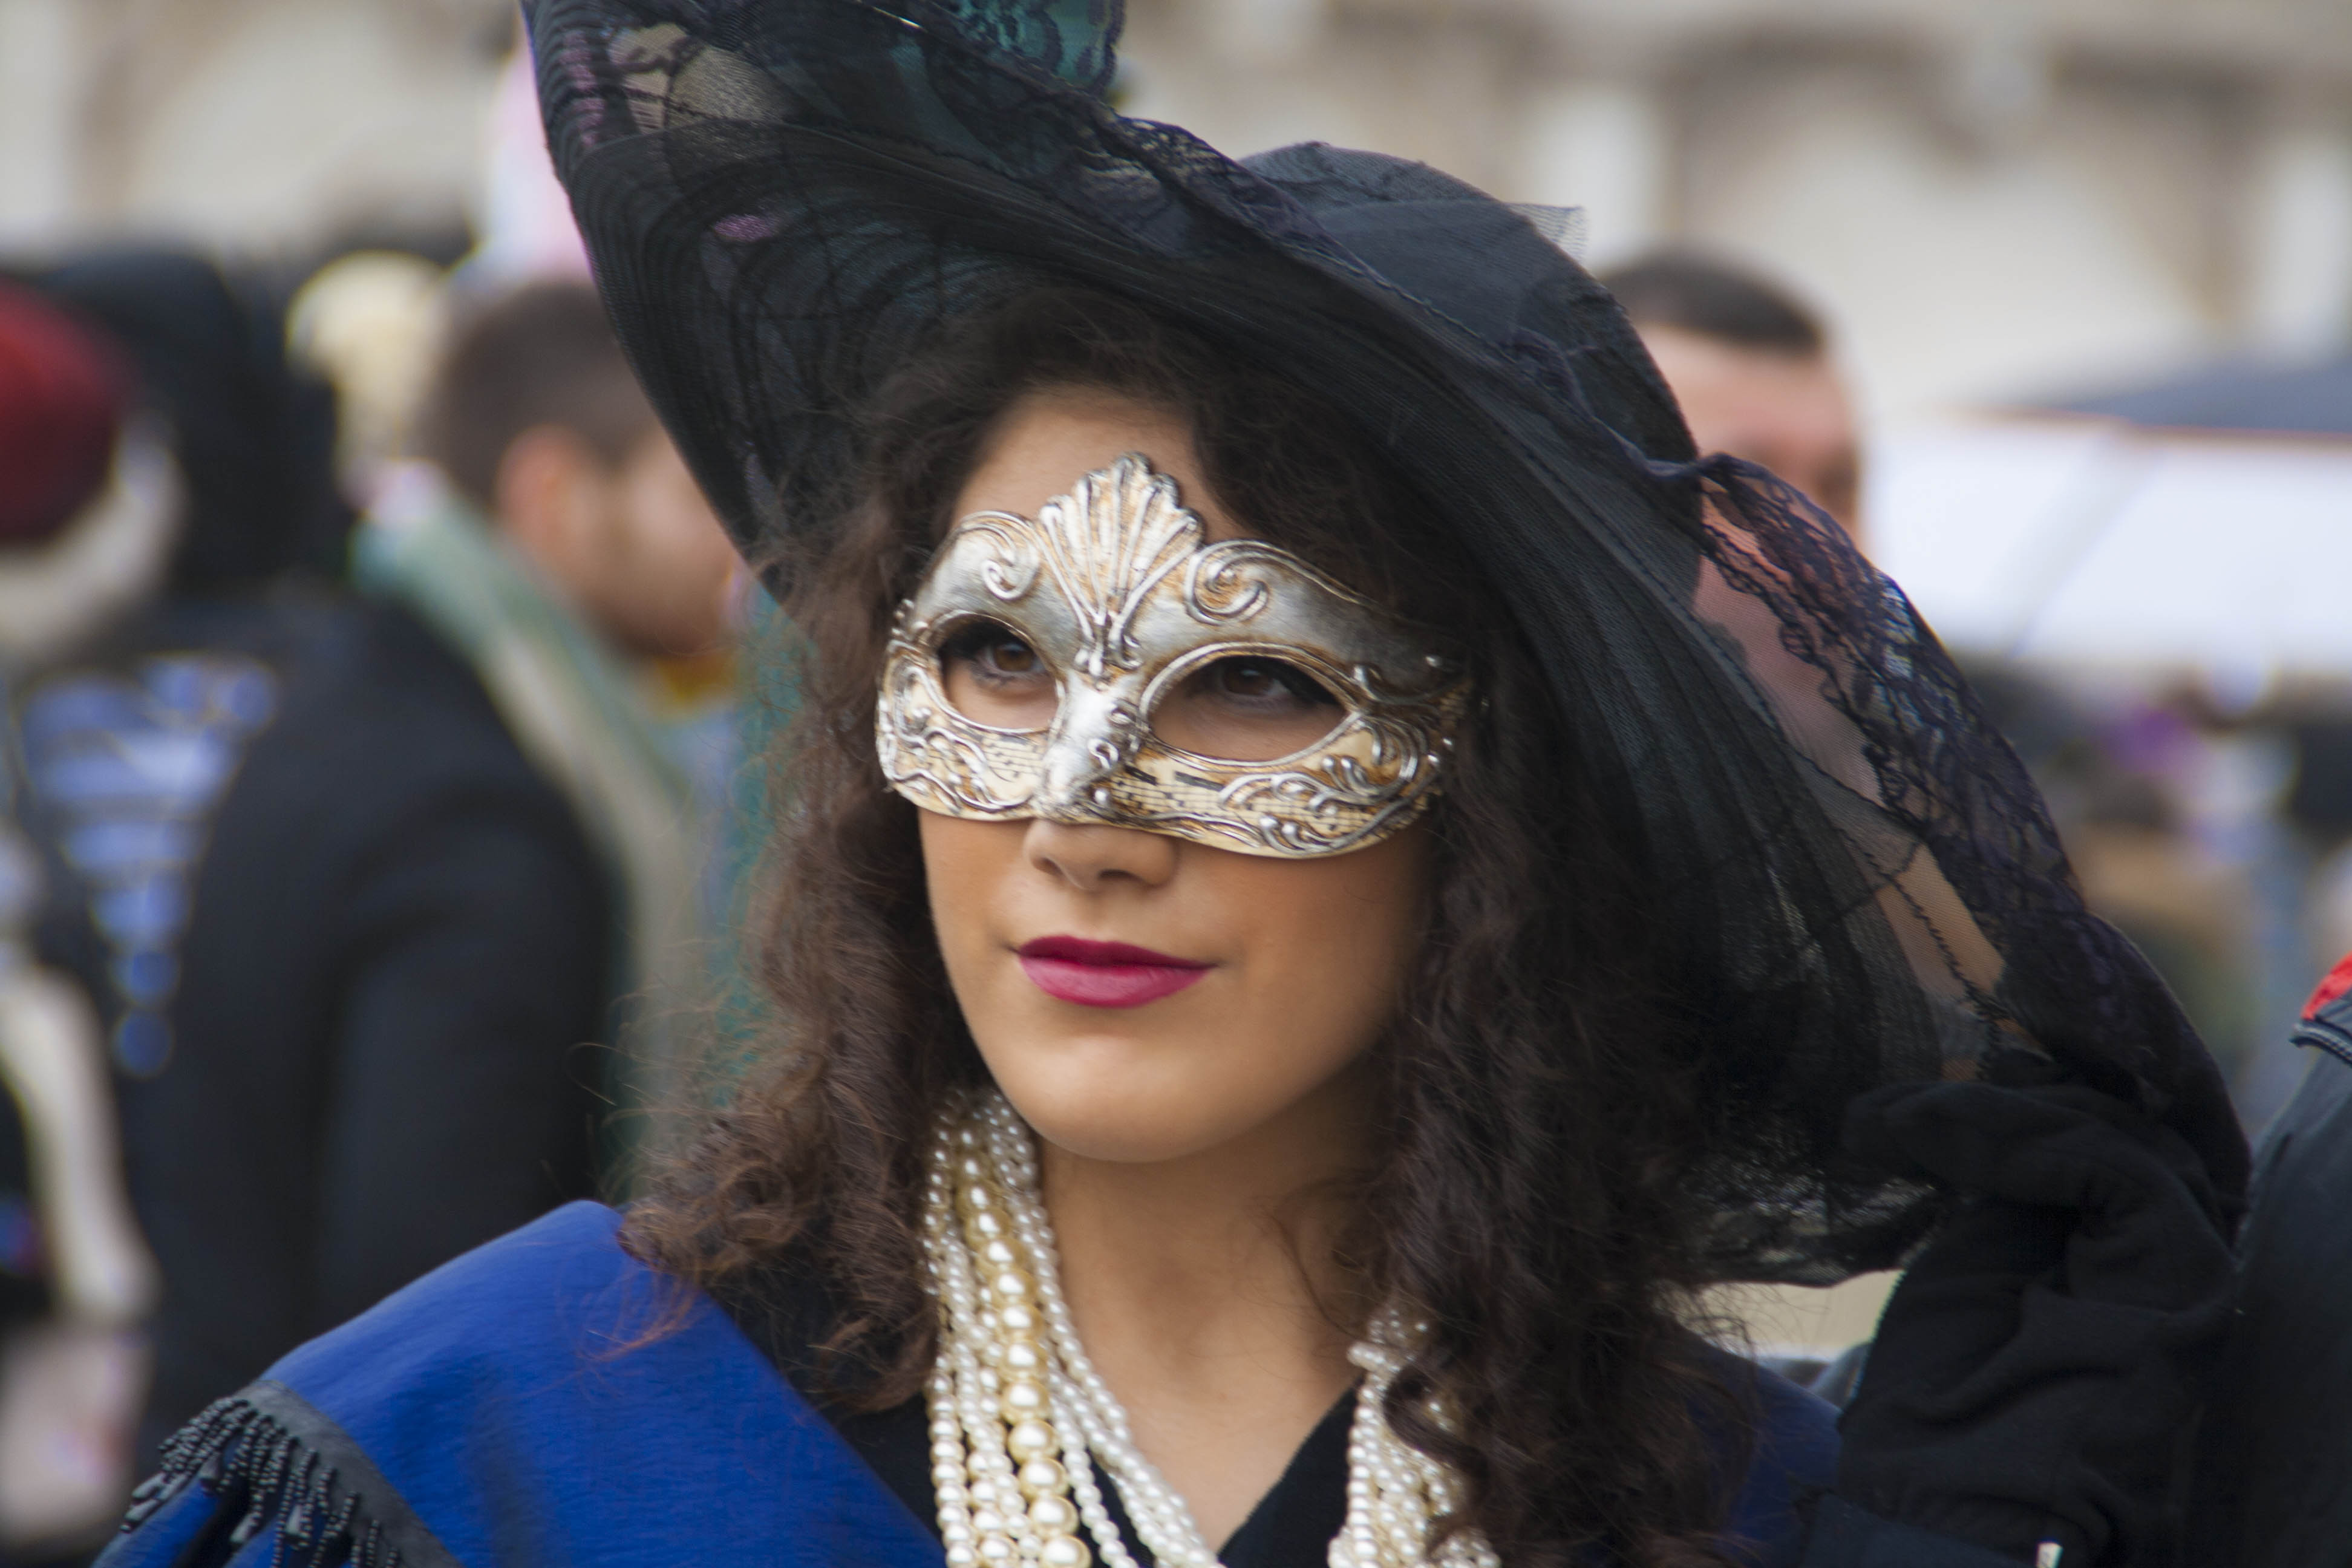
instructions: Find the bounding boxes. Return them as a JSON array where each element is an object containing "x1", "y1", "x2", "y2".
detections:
[
  {"x1": 1142, "y1": 644, "x2": 1356, "y2": 765},
  {"x1": 934, "y1": 614, "x2": 1060, "y2": 734}
]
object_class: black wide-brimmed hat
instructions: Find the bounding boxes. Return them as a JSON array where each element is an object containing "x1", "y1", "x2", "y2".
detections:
[{"x1": 526, "y1": 0, "x2": 2244, "y2": 1281}]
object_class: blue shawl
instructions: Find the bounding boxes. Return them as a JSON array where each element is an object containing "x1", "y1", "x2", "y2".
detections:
[{"x1": 93, "y1": 1202, "x2": 1987, "y2": 1568}]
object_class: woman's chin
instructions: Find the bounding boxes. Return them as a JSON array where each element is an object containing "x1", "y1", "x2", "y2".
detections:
[
  {"x1": 1027, "y1": 1115, "x2": 1222, "y2": 1165},
  {"x1": 986, "y1": 1051, "x2": 1258, "y2": 1165}
]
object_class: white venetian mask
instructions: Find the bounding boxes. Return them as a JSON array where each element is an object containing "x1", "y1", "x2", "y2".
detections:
[{"x1": 875, "y1": 455, "x2": 1469, "y2": 857}]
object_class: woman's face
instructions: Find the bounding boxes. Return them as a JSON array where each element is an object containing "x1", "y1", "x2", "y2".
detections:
[{"x1": 917, "y1": 390, "x2": 1430, "y2": 1164}]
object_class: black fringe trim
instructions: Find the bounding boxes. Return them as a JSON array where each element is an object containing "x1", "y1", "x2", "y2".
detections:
[{"x1": 122, "y1": 1382, "x2": 452, "y2": 1568}]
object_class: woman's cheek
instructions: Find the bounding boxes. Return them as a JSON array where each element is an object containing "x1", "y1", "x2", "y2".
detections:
[{"x1": 919, "y1": 812, "x2": 1019, "y2": 997}]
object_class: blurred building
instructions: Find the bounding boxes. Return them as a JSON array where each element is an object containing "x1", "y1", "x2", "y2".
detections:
[
  {"x1": 1121, "y1": 0, "x2": 2352, "y2": 420},
  {"x1": 4, "y1": 1, "x2": 2343, "y2": 420}
]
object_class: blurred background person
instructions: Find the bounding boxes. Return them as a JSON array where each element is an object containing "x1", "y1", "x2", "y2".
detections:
[
  {"x1": 1601, "y1": 250, "x2": 1863, "y2": 536},
  {"x1": 0, "y1": 276, "x2": 158, "y2": 1563},
  {"x1": 359, "y1": 279, "x2": 741, "y2": 1172},
  {"x1": 9, "y1": 249, "x2": 610, "y2": 1470}
]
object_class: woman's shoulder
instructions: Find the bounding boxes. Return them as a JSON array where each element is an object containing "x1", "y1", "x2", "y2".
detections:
[
  {"x1": 100, "y1": 1203, "x2": 939, "y2": 1568},
  {"x1": 267, "y1": 1201, "x2": 658, "y2": 1403},
  {"x1": 1711, "y1": 1350, "x2": 1841, "y2": 1567},
  {"x1": 1740, "y1": 1355, "x2": 1841, "y2": 1485}
]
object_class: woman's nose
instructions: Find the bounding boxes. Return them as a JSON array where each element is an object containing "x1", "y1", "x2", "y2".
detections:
[{"x1": 1023, "y1": 817, "x2": 1178, "y2": 892}]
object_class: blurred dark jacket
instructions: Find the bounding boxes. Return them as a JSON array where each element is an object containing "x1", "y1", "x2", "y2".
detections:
[
  {"x1": 15, "y1": 251, "x2": 609, "y2": 1461},
  {"x1": 2187, "y1": 964, "x2": 2352, "y2": 1564}
]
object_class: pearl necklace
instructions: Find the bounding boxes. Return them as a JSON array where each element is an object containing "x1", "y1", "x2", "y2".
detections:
[{"x1": 920, "y1": 1089, "x2": 1498, "y2": 1568}]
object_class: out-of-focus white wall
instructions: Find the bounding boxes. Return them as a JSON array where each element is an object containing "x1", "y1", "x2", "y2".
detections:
[{"x1": 0, "y1": 0, "x2": 511, "y2": 256}]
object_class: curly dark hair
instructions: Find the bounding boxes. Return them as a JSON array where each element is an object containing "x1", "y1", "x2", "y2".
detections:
[{"x1": 621, "y1": 286, "x2": 1754, "y2": 1566}]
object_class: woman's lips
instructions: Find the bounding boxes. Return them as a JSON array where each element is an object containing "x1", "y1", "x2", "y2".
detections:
[{"x1": 1016, "y1": 935, "x2": 1211, "y2": 1009}]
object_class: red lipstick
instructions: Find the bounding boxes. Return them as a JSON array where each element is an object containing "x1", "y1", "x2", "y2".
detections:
[{"x1": 1016, "y1": 936, "x2": 1211, "y2": 1009}]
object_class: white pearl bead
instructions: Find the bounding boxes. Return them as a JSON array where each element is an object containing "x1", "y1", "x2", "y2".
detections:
[
  {"x1": 1028, "y1": 1494, "x2": 1077, "y2": 1533},
  {"x1": 1005, "y1": 1419, "x2": 1056, "y2": 1459}
]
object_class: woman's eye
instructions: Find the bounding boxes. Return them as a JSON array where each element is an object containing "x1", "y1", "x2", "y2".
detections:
[
  {"x1": 939, "y1": 622, "x2": 1057, "y2": 730},
  {"x1": 941, "y1": 623, "x2": 1045, "y2": 685},
  {"x1": 1204, "y1": 657, "x2": 1337, "y2": 710},
  {"x1": 1153, "y1": 655, "x2": 1344, "y2": 762},
  {"x1": 978, "y1": 637, "x2": 1038, "y2": 678}
]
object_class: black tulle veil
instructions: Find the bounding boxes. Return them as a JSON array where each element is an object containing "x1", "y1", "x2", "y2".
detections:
[{"x1": 523, "y1": 0, "x2": 2244, "y2": 1282}]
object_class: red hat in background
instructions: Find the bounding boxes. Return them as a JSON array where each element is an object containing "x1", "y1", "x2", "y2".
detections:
[{"x1": 0, "y1": 278, "x2": 131, "y2": 548}]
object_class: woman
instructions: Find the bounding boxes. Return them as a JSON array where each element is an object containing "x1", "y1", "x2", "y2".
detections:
[{"x1": 99, "y1": 4, "x2": 2241, "y2": 1566}]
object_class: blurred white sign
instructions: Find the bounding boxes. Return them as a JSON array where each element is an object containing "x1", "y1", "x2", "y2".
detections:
[{"x1": 1870, "y1": 416, "x2": 2352, "y2": 678}]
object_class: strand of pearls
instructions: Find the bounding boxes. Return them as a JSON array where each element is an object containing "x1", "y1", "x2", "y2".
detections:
[
  {"x1": 923, "y1": 1103, "x2": 1097, "y2": 1568},
  {"x1": 1331, "y1": 1316, "x2": 1498, "y2": 1568},
  {"x1": 919, "y1": 1089, "x2": 1497, "y2": 1568},
  {"x1": 976, "y1": 1096, "x2": 1221, "y2": 1568}
]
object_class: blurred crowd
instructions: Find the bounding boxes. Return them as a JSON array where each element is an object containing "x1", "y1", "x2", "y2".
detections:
[
  {"x1": 0, "y1": 72, "x2": 784, "y2": 1549},
  {"x1": 0, "y1": 32, "x2": 2345, "y2": 1568}
]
